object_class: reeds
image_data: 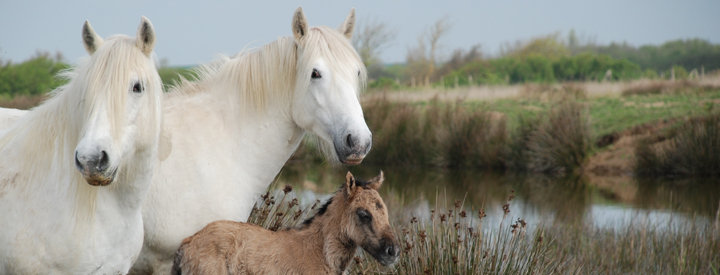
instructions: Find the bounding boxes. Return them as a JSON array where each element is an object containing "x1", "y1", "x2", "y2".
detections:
[
  {"x1": 523, "y1": 101, "x2": 591, "y2": 175},
  {"x1": 249, "y1": 185, "x2": 720, "y2": 274},
  {"x1": 350, "y1": 196, "x2": 558, "y2": 274},
  {"x1": 635, "y1": 112, "x2": 720, "y2": 178},
  {"x1": 356, "y1": 95, "x2": 590, "y2": 175}
]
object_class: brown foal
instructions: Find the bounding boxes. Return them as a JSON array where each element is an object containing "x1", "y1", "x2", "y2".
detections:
[{"x1": 172, "y1": 171, "x2": 399, "y2": 274}]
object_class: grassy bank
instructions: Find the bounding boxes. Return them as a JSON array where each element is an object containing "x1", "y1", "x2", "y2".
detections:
[{"x1": 249, "y1": 186, "x2": 720, "y2": 274}]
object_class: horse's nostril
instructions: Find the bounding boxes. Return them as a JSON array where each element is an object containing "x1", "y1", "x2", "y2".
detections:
[
  {"x1": 345, "y1": 133, "x2": 354, "y2": 148},
  {"x1": 97, "y1": 150, "x2": 109, "y2": 171},
  {"x1": 75, "y1": 151, "x2": 83, "y2": 170}
]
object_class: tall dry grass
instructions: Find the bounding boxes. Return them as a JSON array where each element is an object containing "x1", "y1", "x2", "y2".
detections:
[
  {"x1": 249, "y1": 185, "x2": 720, "y2": 274},
  {"x1": 635, "y1": 112, "x2": 720, "y2": 178},
  {"x1": 356, "y1": 95, "x2": 591, "y2": 175},
  {"x1": 361, "y1": 97, "x2": 508, "y2": 168},
  {"x1": 523, "y1": 101, "x2": 591, "y2": 175}
]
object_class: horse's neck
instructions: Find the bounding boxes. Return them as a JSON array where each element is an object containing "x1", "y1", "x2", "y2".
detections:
[
  {"x1": 168, "y1": 46, "x2": 303, "y2": 191},
  {"x1": 294, "y1": 208, "x2": 356, "y2": 273}
]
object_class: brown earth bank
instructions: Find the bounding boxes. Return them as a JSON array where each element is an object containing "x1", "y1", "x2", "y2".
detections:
[{"x1": 584, "y1": 119, "x2": 676, "y2": 203}]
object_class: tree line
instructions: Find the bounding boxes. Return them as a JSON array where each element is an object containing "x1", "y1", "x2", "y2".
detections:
[
  {"x1": 355, "y1": 20, "x2": 720, "y2": 89},
  {"x1": 2, "y1": 23, "x2": 719, "y2": 97}
]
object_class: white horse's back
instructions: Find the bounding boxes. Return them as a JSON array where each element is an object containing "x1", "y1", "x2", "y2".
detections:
[
  {"x1": 0, "y1": 107, "x2": 26, "y2": 135},
  {"x1": 0, "y1": 18, "x2": 162, "y2": 274}
]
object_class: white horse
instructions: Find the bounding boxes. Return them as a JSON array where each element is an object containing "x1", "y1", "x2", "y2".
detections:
[
  {"x1": 0, "y1": 107, "x2": 25, "y2": 134},
  {"x1": 132, "y1": 7, "x2": 372, "y2": 274},
  {"x1": 0, "y1": 17, "x2": 162, "y2": 274}
]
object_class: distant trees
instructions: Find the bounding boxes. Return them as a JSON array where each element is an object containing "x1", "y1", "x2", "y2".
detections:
[
  {"x1": 0, "y1": 52, "x2": 68, "y2": 96},
  {"x1": 2, "y1": 29, "x2": 718, "y2": 98},
  {"x1": 582, "y1": 39, "x2": 720, "y2": 73},
  {"x1": 405, "y1": 18, "x2": 451, "y2": 86},
  {"x1": 352, "y1": 18, "x2": 395, "y2": 74}
]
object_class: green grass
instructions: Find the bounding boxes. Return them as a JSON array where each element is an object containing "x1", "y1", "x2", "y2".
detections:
[
  {"x1": 588, "y1": 90, "x2": 720, "y2": 138},
  {"x1": 473, "y1": 87, "x2": 720, "y2": 141}
]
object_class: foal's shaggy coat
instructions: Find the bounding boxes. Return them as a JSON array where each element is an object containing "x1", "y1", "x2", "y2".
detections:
[{"x1": 172, "y1": 172, "x2": 399, "y2": 274}]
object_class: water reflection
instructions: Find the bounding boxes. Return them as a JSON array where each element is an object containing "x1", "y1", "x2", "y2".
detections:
[{"x1": 276, "y1": 163, "x2": 719, "y2": 229}]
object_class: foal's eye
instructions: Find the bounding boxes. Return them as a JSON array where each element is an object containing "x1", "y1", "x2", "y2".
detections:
[
  {"x1": 311, "y1": 69, "x2": 322, "y2": 79},
  {"x1": 132, "y1": 82, "x2": 144, "y2": 93},
  {"x1": 357, "y1": 209, "x2": 372, "y2": 224}
]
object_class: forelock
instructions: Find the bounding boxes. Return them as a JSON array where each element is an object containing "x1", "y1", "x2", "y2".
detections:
[{"x1": 296, "y1": 26, "x2": 367, "y2": 90}]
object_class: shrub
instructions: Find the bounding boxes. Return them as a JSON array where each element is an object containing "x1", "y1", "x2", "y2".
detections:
[
  {"x1": 361, "y1": 98, "x2": 507, "y2": 168},
  {"x1": 635, "y1": 112, "x2": 720, "y2": 177},
  {"x1": 524, "y1": 101, "x2": 591, "y2": 175}
]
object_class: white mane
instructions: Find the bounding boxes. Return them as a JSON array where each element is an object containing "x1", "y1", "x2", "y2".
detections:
[{"x1": 168, "y1": 26, "x2": 367, "y2": 113}]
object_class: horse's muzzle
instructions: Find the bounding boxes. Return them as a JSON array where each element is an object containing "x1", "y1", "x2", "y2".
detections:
[
  {"x1": 75, "y1": 150, "x2": 117, "y2": 186},
  {"x1": 336, "y1": 132, "x2": 372, "y2": 165}
]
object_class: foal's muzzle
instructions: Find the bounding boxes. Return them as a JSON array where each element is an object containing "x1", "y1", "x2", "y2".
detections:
[{"x1": 366, "y1": 236, "x2": 400, "y2": 266}]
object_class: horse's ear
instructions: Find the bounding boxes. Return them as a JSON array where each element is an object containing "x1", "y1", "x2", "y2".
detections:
[
  {"x1": 136, "y1": 16, "x2": 156, "y2": 56},
  {"x1": 344, "y1": 171, "x2": 356, "y2": 196},
  {"x1": 82, "y1": 20, "x2": 103, "y2": 55},
  {"x1": 292, "y1": 7, "x2": 309, "y2": 42},
  {"x1": 367, "y1": 170, "x2": 384, "y2": 190},
  {"x1": 338, "y1": 8, "x2": 355, "y2": 40}
]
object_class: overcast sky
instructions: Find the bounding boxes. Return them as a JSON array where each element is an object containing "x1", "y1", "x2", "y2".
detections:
[{"x1": 1, "y1": 0, "x2": 718, "y2": 66}]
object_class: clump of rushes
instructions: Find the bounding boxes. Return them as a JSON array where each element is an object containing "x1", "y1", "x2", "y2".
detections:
[
  {"x1": 635, "y1": 111, "x2": 720, "y2": 177},
  {"x1": 361, "y1": 97, "x2": 507, "y2": 169},
  {"x1": 247, "y1": 185, "x2": 319, "y2": 231},
  {"x1": 348, "y1": 193, "x2": 557, "y2": 274},
  {"x1": 524, "y1": 100, "x2": 591, "y2": 175}
]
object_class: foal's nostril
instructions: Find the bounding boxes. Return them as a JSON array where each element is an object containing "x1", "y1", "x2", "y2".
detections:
[
  {"x1": 386, "y1": 244, "x2": 397, "y2": 257},
  {"x1": 345, "y1": 133, "x2": 354, "y2": 148}
]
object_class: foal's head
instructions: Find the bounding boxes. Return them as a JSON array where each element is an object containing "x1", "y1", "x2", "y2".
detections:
[{"x1": 330, "y1": 171, "x2": 399, "y2": 266}]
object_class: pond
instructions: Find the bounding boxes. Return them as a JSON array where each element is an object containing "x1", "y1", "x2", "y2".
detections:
[{"x1": 275, "y1": 162, "x2": 720, "y2": 230}]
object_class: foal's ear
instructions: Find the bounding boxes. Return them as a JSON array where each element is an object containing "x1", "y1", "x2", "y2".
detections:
[
  {"x1": 338, "y1": 8, "x2": 355, "y2": 40},
  {"x1": 292, "y1": 7, "x2": 309, "y2": 42},
  {"x1": 82, "y1": 20, "x2": 103, "y2": 55},
  {"x1": 136, "y1": 16, "x2": 156, "y2": 56},
  {"x1": 344, "y1": 171, "x2": 357, "y2": 196},
  {"x1": 367, "y1": 170, "x2": 384, "y2": 190}
]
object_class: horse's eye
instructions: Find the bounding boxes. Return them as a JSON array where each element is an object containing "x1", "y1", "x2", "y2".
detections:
[
  {"x1": 357, "y1": 70, "x2": 361, "y2": 77},
  {"x1": 132, "y1": 82, "x2": 144, "y2": 93},
  {"x1": 357, "y1": 209, "x2": 372, "y2": 224},
  {"x1": 311, "y1": 69, "x2": 322, "y2": 79}
]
